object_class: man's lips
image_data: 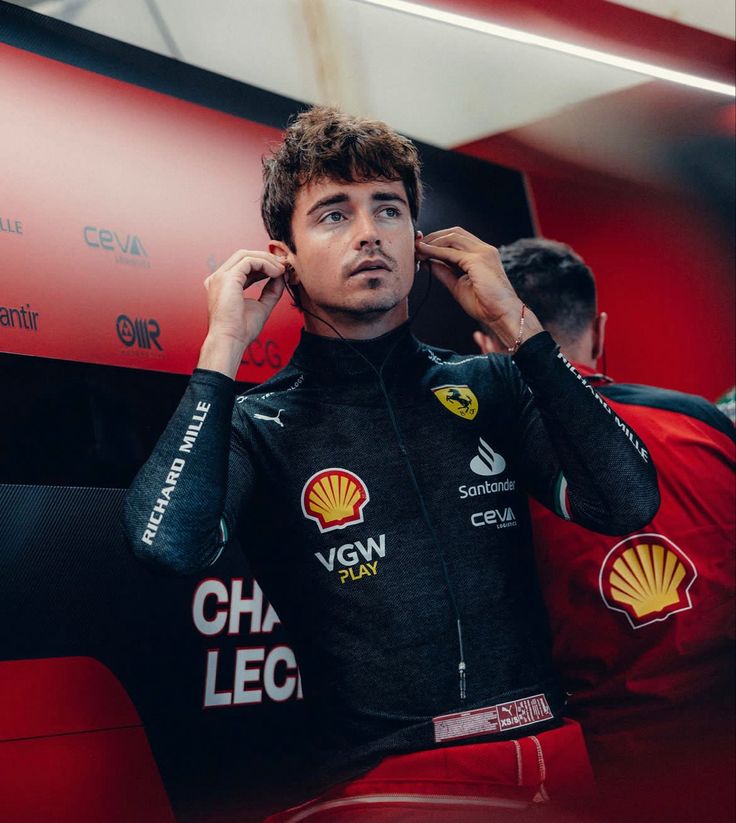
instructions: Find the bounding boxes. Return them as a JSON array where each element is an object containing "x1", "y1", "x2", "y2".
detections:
[{"x1": 348, "y1": 259, "x2": 392, "y2": 276}]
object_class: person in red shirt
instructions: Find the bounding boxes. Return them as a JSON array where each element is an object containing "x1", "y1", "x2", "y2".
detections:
[{"x1": 476, "y1": 237, "x2": 735, "y2": 823}]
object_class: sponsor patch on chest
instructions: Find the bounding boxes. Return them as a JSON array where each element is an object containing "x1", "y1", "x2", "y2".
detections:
[
  {"x1": 314, "y1": 534, "x2": 386, "y2": 584},
  {"x1": 301, "y1": 467, "x2": 370, "y2": 533},
  {"x1": 431, "y1": 385, "x2": 479, "y2": 420}
]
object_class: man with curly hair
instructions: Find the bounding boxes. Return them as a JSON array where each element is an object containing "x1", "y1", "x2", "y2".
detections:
[{"x1": 124, "y1": 108, "x2": 659, "y2": 820}]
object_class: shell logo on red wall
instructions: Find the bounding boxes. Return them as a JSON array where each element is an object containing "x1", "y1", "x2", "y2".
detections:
[
  {"x1": 599, "y1": 533, "x2": 697, "y2": 629},
  {"x1": 301, "y1": 468, "x2": 370, "y2": 533}
]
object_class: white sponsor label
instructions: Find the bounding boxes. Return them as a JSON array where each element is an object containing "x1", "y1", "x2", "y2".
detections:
[{"x1": 432, "y1": 694, "x2": 553, "y2": 742}]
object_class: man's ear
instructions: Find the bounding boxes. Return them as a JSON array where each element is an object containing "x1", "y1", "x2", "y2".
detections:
[
  {"x1": 592, "y1": 311, "x2": 608, "y2": 361},
  {"x1": 473, "y1": 330, "x2": 505, "y2": 355},
  {"x1": 268, "y1": 240, "x2": 298, "y2": 283},
  {"x1": 414, "y1": 230, "x2": 424, "y2": 271}
]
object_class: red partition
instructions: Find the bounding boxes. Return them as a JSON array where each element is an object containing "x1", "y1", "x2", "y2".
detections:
[
  {"x1": 526, "y1": 172, "x2": 735, "y2": 400},
  {"x1": 0, "y1": 43, "x2": 301, "y2": 383},
  {"x1": 0, "y1": 657, "x2": 176, "y2": 823}
]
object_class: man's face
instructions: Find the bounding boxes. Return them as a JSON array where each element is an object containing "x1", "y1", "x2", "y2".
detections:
[{"x1": 282, "y1": 177, "x2": 417, "y2": 324}]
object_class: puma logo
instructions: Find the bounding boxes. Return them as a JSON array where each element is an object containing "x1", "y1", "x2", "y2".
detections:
[{"x1": 254, "y1": 409, "x2": 285, "y2": 427}]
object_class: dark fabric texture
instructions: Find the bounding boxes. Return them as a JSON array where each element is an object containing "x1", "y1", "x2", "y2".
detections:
[{"x1": 122, "y1": 325, "x2": 659, "y2": 791}]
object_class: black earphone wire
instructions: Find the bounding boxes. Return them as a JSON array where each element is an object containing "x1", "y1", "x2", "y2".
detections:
[{"x1": 281, "y1": 262, "x2": 468, "y2": 700}]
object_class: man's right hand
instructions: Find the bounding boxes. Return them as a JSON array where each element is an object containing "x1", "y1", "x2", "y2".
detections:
[{"x1": 197, "y1": 250, "x2": 286, "y2": 378}]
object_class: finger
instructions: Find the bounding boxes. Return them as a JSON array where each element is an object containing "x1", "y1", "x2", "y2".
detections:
[
  {"x1": 219, "y1": 248, "x2": 251, "y2": 272},
  {"x1": 214, "y1": 249, "x2": 278, "y2": 274},
  {"x1": 416, "y1": 239, "x2": 464, "y2": 265},
  {"x1": 422, "y1": 226, "x2": 480, "y2": 245},
  {"x1": 233, "y1": 255, "x2": 286, "y2": 287},
  {"x1": 421, "y1": 233, "x2": 478, "y2": 252},
  {"x1": 215, "y1": 248, "x2": 274, "y2": 277},
  {"x1": 257, "y1": 274, "x2": 286, "y2": 313}
]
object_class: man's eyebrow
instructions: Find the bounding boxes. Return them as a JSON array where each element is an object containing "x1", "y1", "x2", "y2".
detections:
[
  {"x1": 306, "y1": 193, "x2": 349, "y2": 216},
  {"x1": 372, "y1": 191, "x2": 408, "y2": 205},
  {"x1": 305, "y1": 190, "x2": 409, "y2": 217}
]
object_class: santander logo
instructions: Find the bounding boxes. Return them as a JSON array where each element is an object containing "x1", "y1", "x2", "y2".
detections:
[{"x1": 470, "y1": 438, "x2": 506, "y2": 477}]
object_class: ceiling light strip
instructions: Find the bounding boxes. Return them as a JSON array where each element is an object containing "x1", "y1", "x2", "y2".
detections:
[{"x1": 354, "y1": 0, "x2": 735, "y2": 97}]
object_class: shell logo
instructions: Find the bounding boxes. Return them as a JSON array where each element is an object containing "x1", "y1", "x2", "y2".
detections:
[
  {"x1": 301, "y1": 468, "x2": 370, "y2": 533},
  {"x1": 599, "y1": 533, "x2": 697, "y2": 629}
]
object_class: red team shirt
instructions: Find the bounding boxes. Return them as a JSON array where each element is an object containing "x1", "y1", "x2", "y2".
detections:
[{"x1": 530, "y1": 364, "x2": 735, "y2": 819}]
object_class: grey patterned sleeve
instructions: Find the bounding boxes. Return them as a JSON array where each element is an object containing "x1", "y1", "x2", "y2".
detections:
[
  {"x1": 122, "y1": 368, "x2": 255, "y2": 574},
  {"x1": 508, "y1": 332, "x2": 660, "y2": 535}
]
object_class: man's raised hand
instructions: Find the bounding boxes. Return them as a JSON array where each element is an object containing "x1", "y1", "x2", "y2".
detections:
[
  {"x1": 197, "y1": 250, "x2": 286, "y2": 378},
  {"x1": 416, "y1": 228, "x2": 542, "y2": 350}
]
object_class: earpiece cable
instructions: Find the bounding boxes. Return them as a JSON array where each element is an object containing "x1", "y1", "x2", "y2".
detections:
[{"x1": 281, "y1": 263, "x2": 468, "y2": 701}]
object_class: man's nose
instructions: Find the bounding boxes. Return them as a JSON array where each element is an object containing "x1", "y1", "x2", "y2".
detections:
[{"x1": 354, "y1": 212, "x2": 381, "y2": 249}]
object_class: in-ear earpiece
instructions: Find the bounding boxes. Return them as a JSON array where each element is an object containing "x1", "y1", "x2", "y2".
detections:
[
  {"x1": 282, "y1": 261, "x2": 296, "y2": 284},
  {"x1": 282, "y1": 264, "x2": 302, "y2": 308}
]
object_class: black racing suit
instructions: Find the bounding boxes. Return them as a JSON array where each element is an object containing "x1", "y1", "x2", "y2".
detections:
[{"x1": 123, "y1": 325, "x2": 659, "y2": 789}]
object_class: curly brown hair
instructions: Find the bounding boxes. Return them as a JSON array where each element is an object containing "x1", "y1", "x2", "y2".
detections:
[{"x1": 261, "y1": 106, "x2": 423, "y2": 250}]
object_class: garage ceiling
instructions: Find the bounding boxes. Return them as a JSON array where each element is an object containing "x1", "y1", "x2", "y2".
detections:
[{"x1": 6, "y1": 0, "x2": 735, "y2": 182}]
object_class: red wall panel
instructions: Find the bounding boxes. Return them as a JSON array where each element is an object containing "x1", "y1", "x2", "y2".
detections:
[
  {"x1": 526, "y1": 172, "x2": 734, "y2": 400},
  {"x1": 0, "y1": 43, "x2": 301, "y2": 383},
  {"x1": 0, "y1": 657, "x2": 176, "y2": 823}
]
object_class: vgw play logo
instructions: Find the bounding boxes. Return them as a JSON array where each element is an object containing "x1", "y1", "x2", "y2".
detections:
[{"x1": 84, "y1": 226, "x2": 150, "y2": 268}]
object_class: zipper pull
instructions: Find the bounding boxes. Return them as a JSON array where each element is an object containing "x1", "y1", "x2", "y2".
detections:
[{"x1": 459, "y1": 661, "x2": 467, "y2": 701}]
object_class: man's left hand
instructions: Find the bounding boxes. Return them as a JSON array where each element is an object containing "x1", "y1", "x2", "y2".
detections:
[{"x1": 416, "y1": 227, "x2": 542, "y2": 349}]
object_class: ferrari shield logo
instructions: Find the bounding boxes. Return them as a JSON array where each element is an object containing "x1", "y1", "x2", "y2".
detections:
[{"x1": 432, "y1": 385, "x2": 479, "y2": 420}]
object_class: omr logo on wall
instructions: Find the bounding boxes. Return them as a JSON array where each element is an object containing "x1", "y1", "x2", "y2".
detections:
[
  {"x1": 599, "y1": 533, "x2": 697, "y2": 629},
  {"x1": 301, "y1": 468, "x2": 370, "y2": 533},
  {"x1": 84, "y1": 226, "x2": 150, "y2": 268},
  {"x1": 116, "y1": 314, "x2": 162, "y2": 350}
]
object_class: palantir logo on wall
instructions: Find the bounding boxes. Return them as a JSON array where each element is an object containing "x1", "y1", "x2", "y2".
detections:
[
  {"x1": 0, "y1": 215, "x2": 23, "y2": 236},
  {"x1": 116, "y1": 314, "x2": 162, "y2": 351},
  {"x1": 84, "y1": 225, "x2": 150, "y2": 268},
  {"x1": 0, "y1": 302, "x2": 39, "y2": 331}
]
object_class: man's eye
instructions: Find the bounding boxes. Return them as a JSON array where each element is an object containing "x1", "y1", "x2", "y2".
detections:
[
  {"x1": 322, "y1": 211, "x2": 345, "y2": 223},
  {"x1": 381, "y1": 206, "x2": 401, "y2": 218}
]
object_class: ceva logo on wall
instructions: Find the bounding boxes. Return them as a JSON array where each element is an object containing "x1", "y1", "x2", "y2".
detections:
[{"x1": 84, "y1": 226, "x2": 150, "y2": 268}]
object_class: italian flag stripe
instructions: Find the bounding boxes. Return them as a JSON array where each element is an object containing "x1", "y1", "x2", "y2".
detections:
[{"x1": 554, "y1": 474, "x2": 571, "y2": 521}]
